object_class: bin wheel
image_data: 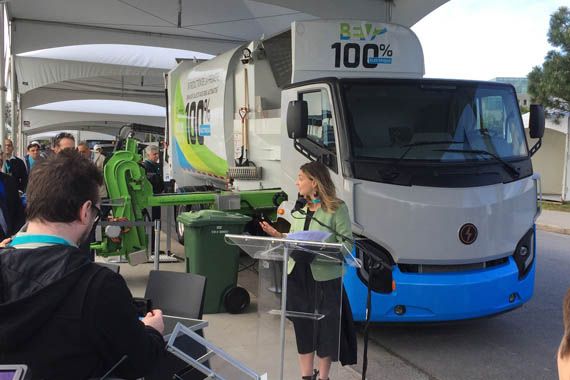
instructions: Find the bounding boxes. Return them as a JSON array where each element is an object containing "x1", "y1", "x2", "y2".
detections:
[{"x1": 224, "y1": 286, "x2": 250, "y2": 314}]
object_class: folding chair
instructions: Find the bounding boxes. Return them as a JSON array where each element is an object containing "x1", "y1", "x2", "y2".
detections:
[
  {"x1": 144, "y1": 270, "x2": 206, "y2": 320},
  {"x1": 143, "y1": 270, "x2": 208, "y2": 380}
]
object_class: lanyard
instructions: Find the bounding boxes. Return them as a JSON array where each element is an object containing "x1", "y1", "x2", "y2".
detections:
[{"x1": 9, "y1": 234, "x2": 76, "y2": 247}]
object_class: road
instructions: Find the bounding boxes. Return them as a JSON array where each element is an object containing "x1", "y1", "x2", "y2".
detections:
[{"x1": 350, "y1": 230, "x2": 569, "y2": 380}]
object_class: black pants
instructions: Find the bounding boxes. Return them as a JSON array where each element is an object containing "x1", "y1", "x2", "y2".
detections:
[{"x1": 286, "y1": 262, "x2": 342, "y2": 360}]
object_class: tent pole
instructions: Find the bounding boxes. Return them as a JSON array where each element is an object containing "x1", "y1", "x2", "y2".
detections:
[
  {"x1": 565, "y1": 118, "x2": 570, "y2": 202},
  {"x1": 0, "y1": 5, "x2": 5, "y2": 147}
]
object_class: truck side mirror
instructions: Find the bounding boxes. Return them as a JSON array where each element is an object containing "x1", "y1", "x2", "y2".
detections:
[
  {"x1": 529, "y1": 104, "x2": 545, "y2": 139},
  {"x1": 287, "y1": 100, "x2": 308, "y2": 139}
]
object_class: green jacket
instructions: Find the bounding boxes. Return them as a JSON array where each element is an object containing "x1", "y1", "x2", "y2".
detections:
[{"x1": 287, "y1": 201, "x2": 353, "y2": 281}]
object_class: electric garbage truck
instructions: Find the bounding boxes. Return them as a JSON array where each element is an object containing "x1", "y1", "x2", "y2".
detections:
[{"x1": 105, "y1": 19, "x2": 545, "y2": 322}]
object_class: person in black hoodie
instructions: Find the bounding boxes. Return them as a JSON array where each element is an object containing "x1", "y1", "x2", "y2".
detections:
[
  {"x1": 141, "y1": 145, "x2": 164, "y2": 255},
  {"x1": 0, "y1": 149, "x2": 165, "y2": 380},
  {"x1": 0, "y1": 145, "x2": 25, "y2": 242},
  {"x1": 141, "y1": 144, "x2": 164, "y2": 221},
  {"x1": 3, "y1": 138, "x2": 28, "y2": 193}
]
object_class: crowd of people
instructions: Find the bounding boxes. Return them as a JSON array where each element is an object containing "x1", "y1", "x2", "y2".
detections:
[{"x1": 0, "y1": 134, "x2": 167, "y2": 379}]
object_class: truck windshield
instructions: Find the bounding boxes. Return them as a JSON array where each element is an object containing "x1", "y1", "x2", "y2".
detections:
[{"x1": 342, "y1": 81, "x2": 528, "y2": 162}]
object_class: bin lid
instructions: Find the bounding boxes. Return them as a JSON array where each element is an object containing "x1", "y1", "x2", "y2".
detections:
[{"x1": 177, "y1": 209, "x2": 252, "y2": 226}]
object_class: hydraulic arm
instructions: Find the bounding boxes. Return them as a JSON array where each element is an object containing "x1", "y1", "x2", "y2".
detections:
[{"x1": 91, "y1": 138, "x2": 283, "y2": 263}]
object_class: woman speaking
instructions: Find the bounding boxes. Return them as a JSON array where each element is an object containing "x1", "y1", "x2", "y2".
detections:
[{"x1": 260, "y1": 161, "x2": 357, "y2": 380}]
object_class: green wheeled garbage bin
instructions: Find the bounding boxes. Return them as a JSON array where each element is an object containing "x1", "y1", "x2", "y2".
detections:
[{"x1": 177, "y1": 210, "x2": 252, "y2": 314}]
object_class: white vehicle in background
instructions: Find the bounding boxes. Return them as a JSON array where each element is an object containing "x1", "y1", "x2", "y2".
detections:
[{"x1": 165, "y1": 20, "x2": 545, "y2": 322}]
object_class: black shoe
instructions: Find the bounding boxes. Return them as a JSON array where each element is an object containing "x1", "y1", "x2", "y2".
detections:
[{"x1": 301, "y1": 369, "x2": 319, "y2": 380}]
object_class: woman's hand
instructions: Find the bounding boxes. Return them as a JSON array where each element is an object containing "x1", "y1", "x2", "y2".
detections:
[{"x1": 259, "y1": 221, "x2": 283, "y2": 238}]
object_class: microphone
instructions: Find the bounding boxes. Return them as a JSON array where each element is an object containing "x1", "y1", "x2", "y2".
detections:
[
  {"x1": 291, "y1": 197, "x2": 307, "y2": 214},
  {"x1": 100, "y1": 354, "x2": 128, "y2": 380}
]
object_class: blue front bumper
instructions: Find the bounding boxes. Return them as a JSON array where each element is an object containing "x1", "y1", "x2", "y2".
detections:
[{"x1": 344, "y1": 256, "x2": 535, "y2": 322}]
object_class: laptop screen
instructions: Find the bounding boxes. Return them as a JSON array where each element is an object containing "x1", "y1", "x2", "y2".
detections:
[
  {"x1": 0, "y1": 366, "x2": 28, "y2": 380},
  {"x1": 0, "y1": 371, "x2": 18, "y2": 380}
]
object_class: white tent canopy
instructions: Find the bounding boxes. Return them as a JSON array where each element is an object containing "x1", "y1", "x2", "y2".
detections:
[
  {"x1": 23, "y1": 108, "x2": 164, "y2": 135},
  {"x1": 20, "y1": 45, "x2": 214, "y2": 69},
  {"x1": 524, "y1": 113, "x2": 570, "y2": 201},
  {"x1": 28, "y1": 130, "x2": 118, "y2": 146},
  {"x1": 5, "y1": 0, "x2": 449, "y2": 148},
  {"x1": 10, "y1": 0, "x2": 448, "y2": 53},
  {"x1": 16, "y1": 55, "x2": 173, "y2": 138},
  {"x1": 15, "y1": 55, "x2": 173, "y2": 94}
]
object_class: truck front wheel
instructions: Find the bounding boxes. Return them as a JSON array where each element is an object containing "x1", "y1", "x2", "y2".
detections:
[{"x1": 175, "y1": 204, "x2": 205, "y2": 244}]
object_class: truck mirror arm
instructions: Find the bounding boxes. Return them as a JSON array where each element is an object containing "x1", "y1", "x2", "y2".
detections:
[
  {"x1": 293, "y1": 139, "x2": 338, "y2": 173},
  {"x1": 529, "y1": 138, "x2": 542, "y2": 157}
]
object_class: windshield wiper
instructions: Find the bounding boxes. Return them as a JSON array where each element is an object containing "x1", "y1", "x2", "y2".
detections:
[
  {"x1": 398, "y1": 140, "x2": 463, "y2": 161},
  {"x1": 433, "y1": 148, "x2": 520, "y2": 179},
  {"x1": 375, "y1": 140, "x2": 464, "y2": 181}
]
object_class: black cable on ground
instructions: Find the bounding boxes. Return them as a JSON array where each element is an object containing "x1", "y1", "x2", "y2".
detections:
[
  {"x1": 238, "y1": 260, "x2": 257, "y2": 273},
  {"x1": 362, "y1": 277, "x2": 373, "y2": 380},
  {"x1": 238, "y1": 257, "x2": 258, "y2": 273}
]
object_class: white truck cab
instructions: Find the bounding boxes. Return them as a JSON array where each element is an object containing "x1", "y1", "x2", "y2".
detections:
[{"x1": 166, "y1": 19, "x2": 545, "y2": 322}]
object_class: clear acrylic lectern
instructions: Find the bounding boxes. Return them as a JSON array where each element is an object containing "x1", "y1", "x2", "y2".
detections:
[{"x1": 224, "y1": 234, "x2": 360, "y2": 380}]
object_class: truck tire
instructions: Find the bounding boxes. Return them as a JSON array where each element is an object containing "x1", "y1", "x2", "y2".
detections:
[
  {"x1": 173, "y1": 184, "x2": 217, "y2": 244},
  {"x1": 175, "y1": 204, "x2": 206, "y2": 244},
  {"x1": 175, "y1": 205, "x2": 188, "y2": 244}
]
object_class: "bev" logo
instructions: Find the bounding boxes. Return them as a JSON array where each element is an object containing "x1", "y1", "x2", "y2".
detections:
[{"x1": 340, "y1": 22, "x2": 387, "y2": 41}]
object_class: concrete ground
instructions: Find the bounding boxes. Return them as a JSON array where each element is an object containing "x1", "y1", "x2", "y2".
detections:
[
  {"x1": 107, "y1": 230, "x2": 361, "y2": 380},
  {"x1": 102, "y1": 207, "x2": 570, "y2": 379}
]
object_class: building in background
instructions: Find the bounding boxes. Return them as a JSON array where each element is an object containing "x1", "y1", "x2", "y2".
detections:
[{"x1": 491, "y1": 77, "x2": 531, "y2": 110}]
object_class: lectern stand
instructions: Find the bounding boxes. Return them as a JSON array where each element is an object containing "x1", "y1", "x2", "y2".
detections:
[{"x1": 225, "y1": 234, "x2": 360, "y2": 380}]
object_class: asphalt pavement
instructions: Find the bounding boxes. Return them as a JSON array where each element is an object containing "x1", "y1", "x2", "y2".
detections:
[
  {"x1": 116, "y1": 208, "x2": 570, "y2": 380},
  {"x1": 353, "y1": 229, "x2": 570, "y2": 380}
]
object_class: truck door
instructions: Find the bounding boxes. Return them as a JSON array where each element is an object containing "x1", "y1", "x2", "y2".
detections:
[{"x1": 281, "y1": 84, "x2": 343, "y2": 199}]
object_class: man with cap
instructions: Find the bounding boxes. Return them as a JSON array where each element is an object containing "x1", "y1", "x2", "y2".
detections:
[
  {"x1": 24, "y1": 141, "x2": 42, "y2": 174},
  {"x1": 3, "y1": 138, "x2": 28, "y2": 193},
  {"x1": 92, "y1": 144, "x2": 106, "y2": 171}
]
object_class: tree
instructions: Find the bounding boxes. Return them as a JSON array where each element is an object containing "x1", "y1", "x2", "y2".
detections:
[{"x1": 528, "y1": 6, "x2": 570, "y2": 115}]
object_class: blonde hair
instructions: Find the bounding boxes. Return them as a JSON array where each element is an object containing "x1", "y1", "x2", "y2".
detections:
[
  {"x1": 300, "y1": 161, "x2": 341, "y2": 212},
  {"x1": 560, "y1": 289, "x2": 570, "y2": 359}
]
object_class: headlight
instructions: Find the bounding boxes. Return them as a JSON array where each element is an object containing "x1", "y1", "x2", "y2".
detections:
[{"x1": 513, "y1": 229, "x2": 534, "y2": 279}]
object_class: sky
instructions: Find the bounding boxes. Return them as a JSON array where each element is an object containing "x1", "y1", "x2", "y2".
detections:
[{"x1": 412, "y1": 0, "x2": 568, "y2": 80}]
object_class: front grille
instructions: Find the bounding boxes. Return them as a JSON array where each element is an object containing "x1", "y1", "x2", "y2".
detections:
[{"x1": 399, "y1": 257, "x2": 509, "y2": 274}]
